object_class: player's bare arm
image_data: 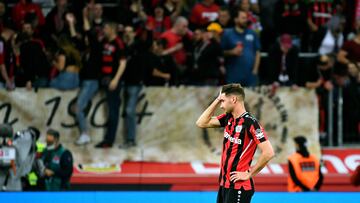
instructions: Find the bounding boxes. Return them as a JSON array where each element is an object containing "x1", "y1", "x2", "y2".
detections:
[
  {"x1": 230, "y1": 140, "x2": 275, "y2": 182},
  {"x1": 196, "y1": 93, "x2": 223, "y2": 128}
]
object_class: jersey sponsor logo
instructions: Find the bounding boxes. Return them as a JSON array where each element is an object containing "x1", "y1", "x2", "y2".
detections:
[
  {"x1": 255, "y1": 128, "x2": 264, "y2": 140},
  {"x1": 245, "y1": 34, "x2": 254, "y2": 41},
  {"x1": 224, "y1": 131, "x2": 242, "y2": 145},
  {"x1": 235, "y1": 125, "x2": 242, "y2": 133}
]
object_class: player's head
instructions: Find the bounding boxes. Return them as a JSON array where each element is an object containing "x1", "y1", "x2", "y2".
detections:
[{"x1": 219, "y1": 83, "x2": 245, "y2": 113}]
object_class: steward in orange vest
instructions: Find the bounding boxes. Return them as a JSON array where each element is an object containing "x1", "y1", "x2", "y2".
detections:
[{"x1": 288, "y1": 136, "x2": 323, "y2": 192}]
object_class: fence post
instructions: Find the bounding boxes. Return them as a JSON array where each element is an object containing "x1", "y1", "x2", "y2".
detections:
[
  {"x1": 337, "y1": 87, "x2": 343, "y2": 146},
  {"x1": 328, "y1": 89, "x2": 333, "y2": 147}
]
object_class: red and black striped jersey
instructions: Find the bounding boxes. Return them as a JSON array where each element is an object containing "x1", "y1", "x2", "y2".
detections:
[
  {"x1": 307, "y1": 1, "x2": 336, "y2": 27},
  {"x1": 101, "y1": 36, "x2": 126, "y2": 76},
  {"x1": 216, "y1": 112, "x2": 268, "y2": 190}
]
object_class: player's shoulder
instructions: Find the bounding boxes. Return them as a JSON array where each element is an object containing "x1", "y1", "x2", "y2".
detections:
[
  {"x1": 218, "y1": 113, "x2": 232, "y2": 120},
  {"x1": 243, "y1": 112, "x2": 260, "y2": 124}
]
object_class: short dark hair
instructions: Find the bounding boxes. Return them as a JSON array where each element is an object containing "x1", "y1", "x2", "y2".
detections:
[
  {"x1": 47, "y1": 129, "x2": 60, "y2": 140},
  {"x1": 221, "y1": 83, "x2": 245, "y2": 100}
]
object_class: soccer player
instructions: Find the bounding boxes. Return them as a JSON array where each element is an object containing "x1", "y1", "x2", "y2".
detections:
[{"x1": 196, "y1": 83, "x2": 275, "y2": 203}]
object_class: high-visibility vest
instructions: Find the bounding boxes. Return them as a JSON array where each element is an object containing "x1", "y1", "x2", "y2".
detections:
[
  {"x1": 287, "y1": 153, "x2": 320, "y2": 192},
  {"x1": 27, "y1": 142, "x2": 46, "y2": 186},
  {"x1": 36, "y1": 142, "x2": 46, "y2": 153}
]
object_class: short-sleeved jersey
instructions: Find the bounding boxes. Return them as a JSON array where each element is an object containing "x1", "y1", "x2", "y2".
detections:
[
  {"x1": 101, "y1": 36, "x2": 126, "y2": 76},
  {"x1": 217, "y1": 112, "x2": 267, "y2": 190}
]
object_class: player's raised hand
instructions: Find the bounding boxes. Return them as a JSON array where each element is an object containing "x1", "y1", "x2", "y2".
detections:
[{"x1": 216, "y1": 91, "x2": 224, "y2": 102}]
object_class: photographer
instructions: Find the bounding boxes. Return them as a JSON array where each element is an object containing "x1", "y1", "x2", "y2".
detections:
[
  {"x1": 0, "y1": 124, "x2": 38, "y2": 191},
  {"x1": 22, "y1": 127, "x2": 46, "y2": 191},
  {"x1": 42, "y1": 129, "x2": 73, "y2": 191}
]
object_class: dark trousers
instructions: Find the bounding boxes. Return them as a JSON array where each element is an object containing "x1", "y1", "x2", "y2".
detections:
[{"x1": 103, "y1": 83, "x2": 121, "y2": 144}]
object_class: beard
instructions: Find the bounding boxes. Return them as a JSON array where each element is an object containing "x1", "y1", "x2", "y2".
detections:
[{"x1": 239, "y1": 22, "x2": 247, "y2": 29}]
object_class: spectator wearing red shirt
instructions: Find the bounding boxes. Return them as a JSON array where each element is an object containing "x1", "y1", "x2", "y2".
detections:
[
  {"x1": 161, "y1": 16, "x2": 192, "y2": 73},
  {"x1": 146, "y1": 5, "x2": 172, "y2": 39},
  {"x1": 11, "y1": 0, "x2": 45, "y2": 30},
  {"x1": 189, "y1": 0, "x2": 219, "y2": 29}
]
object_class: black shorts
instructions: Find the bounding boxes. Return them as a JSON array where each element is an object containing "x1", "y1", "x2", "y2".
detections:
[{"x1": 217, "y1": 186, "x2": 255, "y2": 203}]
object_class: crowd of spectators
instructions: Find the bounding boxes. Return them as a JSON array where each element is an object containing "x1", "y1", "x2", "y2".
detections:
[{"x1": 0, "y1": 0, "x2": 359, "y2": 145}]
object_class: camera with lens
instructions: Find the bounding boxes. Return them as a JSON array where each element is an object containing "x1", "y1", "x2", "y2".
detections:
[
  {"x1": 0, "y1": 124, "x2": 40, "y2": 191},
  {"x1": 0, "y1": 124, "x2": 16, "y2": 170}
]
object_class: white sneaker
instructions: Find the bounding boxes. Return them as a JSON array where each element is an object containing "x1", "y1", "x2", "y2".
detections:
[{"x1": 75, "y1": 134, "x2": 91, "y2": 145}]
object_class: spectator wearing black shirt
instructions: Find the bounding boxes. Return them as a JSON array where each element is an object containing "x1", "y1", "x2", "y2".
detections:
[
  {"x1": 95, "y1": 21, "x2": 127, "y2": 148},
  {"x1": 0, "y1": 0, "x2": 14, "y2": 33},
  {"x1": 216, "y1": 7, "x2": 233, "y2": 29},
  {"x1": 19, "y1": 22, "x2": 50, "y2": 90},
  {"x1": 144, "y1": 38, "x2": 176, "y2": 86},
  {"x1": 303, "y1": 55, "x2": 334, "y2": 145},
  {"x1": 91, "y1": 3, "x2": 105, "y2": 36},
  {"x1": 117, "y1": 0, "x2": 147, "y2": 31},
  {"x1": 120, "y1": 25, "x2": 145, "y2": 148},
  {"x1": 191, "y1": 22, "x2": 224, "y2": 86},
  {"x1": 336, "y1": 19, "x2": 360, "y2": 143},
  {"x1": 267, "y1": 34, "x2": 299, "y2": 90},
  {"x1": 45, "y1": 0, "x2": 72, "y2": 36},
  {"x1": 44, "y1": 0, "x2": 76, "y2": 52}
]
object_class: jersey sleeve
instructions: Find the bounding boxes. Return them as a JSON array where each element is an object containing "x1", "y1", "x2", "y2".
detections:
[
  {"x1": 217, "y1": 113, "x2": 228, "y2": 127},
  {"x1": 249, "y1": 119, "x2": 268, "y2": 144}
]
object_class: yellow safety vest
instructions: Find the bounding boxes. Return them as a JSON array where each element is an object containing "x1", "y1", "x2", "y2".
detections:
[{"x1": 27, "y1": 142, "x2": 46, "y2": 186}]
